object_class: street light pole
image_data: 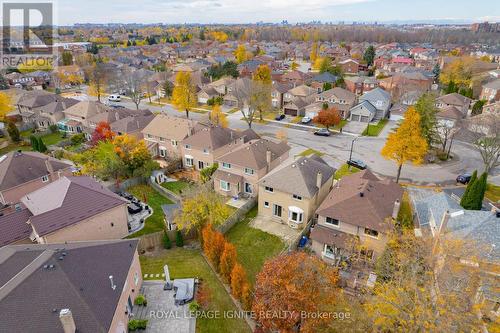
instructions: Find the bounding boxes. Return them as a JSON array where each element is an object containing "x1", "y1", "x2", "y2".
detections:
[{"x1": 349, "y1": 136, "x2": 359, "y2": 162}]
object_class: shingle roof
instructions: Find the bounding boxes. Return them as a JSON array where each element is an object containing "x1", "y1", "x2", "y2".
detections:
[
  {"x1": 0, "y1": 151, "x2": 72, "y2": 191},
  {"x1": 0, "y1": 209, "x2": 33, "y2": 247},
  {"x1": 0, "y1": 240, "x2": 139, "y2": 333},
  {"x1": 63, "y1": 101, "x2": 110, "y2": 119},
  {"x1": 142, "y1": 114, "x2": 202, "y2": 141},
  {"x1": 316, "y1": 170, "x2": 403, "y2": 232},
  {"x1": 21, "y1": 176, "x2": 126, "y2": 237},
  {"x1": 437, "y1": 93, "x2": 472, "y2": 107},
  {"x1": 182, "y1": 125, "x2": 242, "y2": 150},
  {"x1": 259, "y1": 155, "x2": 335, "y2": 198}
]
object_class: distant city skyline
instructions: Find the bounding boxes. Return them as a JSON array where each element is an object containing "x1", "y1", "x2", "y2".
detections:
[{"x1": 57, "y1": 0, "x2": 499, "y2": 26}]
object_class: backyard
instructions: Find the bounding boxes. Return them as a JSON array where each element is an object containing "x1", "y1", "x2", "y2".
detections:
[
  {"x1": 225, "y1": 207, "x2": 286, "y2": 287},
  {"x1": 127, "y1": 184, "x2": 174, "y2": 237},
  {"x1": 161, "y1": 180, "x2": 193, "y2": 195},
  {"x1": 140, "y1": 248, "x2": 251, "y2": 333}
]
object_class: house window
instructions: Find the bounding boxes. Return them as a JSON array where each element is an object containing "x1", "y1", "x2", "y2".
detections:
[
  {"x1": 292, "y1": 194, "x2": 302, "y2": 201},
  {"x1": 244, "y1": 182, "x2": 252, "y2": 194},
  {"x1": 222, "y1": 162, "x2": 231, "y2": 169},
  {"x1": 159, "y1": 137, "x2": 165, "y2": 142},
  {"x1": 364, "y1": 228, "x2": 379, "y2": 238},
  {"x1": 159, "y1": 148, "x2": 166, "y2": 157},
  {"x1": 265, "y1": 186, "x2": 274, "y2": 193},
  {"x1": 244, "y1": 167, "x2": 254, "y2": 175},
  {"x1": 360, "y1": 247, "x2": 374, "y2": 260},
  {"x1": 325, "y1": 217, "x2": 339, "y2": 226},
  {"x1": 185, "y1": 157, "x2": 194, "y2": 167},
  {"x1": 171, "y1": 140, "x2": 178, "y2": 146},
  {"x1": 220, "y1": 180, "x2": 230, "y2": 191},
  {"x1": 323, "y1": 244, "x2": 341, "y2": 259},
  {"x1": 134, "y1": 272, "x2": 139, "y2": 286},
  {"x1": 41, "y1": 175, "x2": 49, "y2": 182},
  {"x1": 184, "y1": 144, "x2": 191, "y2": 150},
  {"x1": 273, "y1": 204, "x2": 282, "y2": 217},
  {"x1": 203, "y1": 148, "x2": 209, "y2": 154},
  {"x1": 289, "y1": 211, "x2": 303, "y2": 223},
  {"x1": 264, "y1": 201, "x2": 269, "y2": 208},
  {"x1": 146, "y1": 134, "x2": 152, "y2": 139}
]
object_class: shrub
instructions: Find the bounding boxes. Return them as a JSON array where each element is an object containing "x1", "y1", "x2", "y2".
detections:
[
  {"x1": 70, "y1": 133, "x2": 86, "y2": 145},
  {"x1": 163, "y1": 231, "x2": 171, "y2": 249},
  {"x1": 49, "y1": 124, "x2": 59, "y2": 133},
  {"x1": 128, "y1": 319, "x2": 148, "y2": 331},
  {"x1": 175, "y1": 230, "x2": 184, "y2": 247},
  {"x1": 30, "y1": 135, "x2": 39, "y2": 151},
  {"x1": 6, "y1": 121, "x2": 20, "y2": 142},
  {"x1": 134, "y1": 294, "x2": 147, "y2": 306},
  {"x1": 188, "y1": 301, "x2": 200, "y2": 312},
  {"x1": 200, "y1": 163, "x2": 218, "y2": 183}
]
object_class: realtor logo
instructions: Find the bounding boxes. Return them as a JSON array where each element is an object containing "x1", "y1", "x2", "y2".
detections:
[{"x1": 1, "y1": 1, "x2": 54, "y2": 68}]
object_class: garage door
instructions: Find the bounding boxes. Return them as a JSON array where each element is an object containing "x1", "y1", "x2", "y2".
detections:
[
  {"x1": 351, "y1": 114, "x2": 360, "y2": 122},
  {"x1": 284, "y1": 108, "x2": 297, "y2": 116},
  {"x1": 360, "y1": 116, "x2": 370, "y2": 123}
]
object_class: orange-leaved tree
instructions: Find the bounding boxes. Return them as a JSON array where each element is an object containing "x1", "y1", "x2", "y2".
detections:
[
  {"x1": 201, "y1": 224, "x2": 226, "y2": 271},
  {"x1": 313, "y1": 106, "x2": 341, "y2": 130},
  {"x1": 91, "y1": 121, "x2": 115, "y2": 145},
  {"x1": 381, "y1": 106, "x2": 428, "y2": 182},
  {"x1": 252, "y1": 252, "x2": 340, "y2": 333},
  {"x1": 219, "y1": 241, "x2": 237, "y2": 283},
  {"x1": 230, "y1": 263, "x2": 248, "y2": 300}
]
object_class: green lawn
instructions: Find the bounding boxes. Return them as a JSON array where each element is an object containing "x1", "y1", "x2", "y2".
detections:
[
  {"x1": 0, "y1": 141, "x2": 31, "y2": 155},
  {"x1": 127, "y1": 184, "x2": 174, "y2": 237},
  {"x1": 39, "y1": 132, "x2": 66, "y2": 146},
  {"x1": 362, "y1": 119, "x2": 389, "y2": 136},
  {"x1": 335, "y1": 163, "x2": 361, "y2": 180},
  {"x1": 397, "y1": 191, "x2": 413, "y2": 229},
  {"x1": 225, "y1": 207, "x2": 286, "y2": 287},
  {"x1": 297, "y1": 148, "x2": 324, "y2": 157},
  {"x1": 485, "y1": 183, "x2": 500, "y2": 203},
  {"x1": 334, "y1": 119, "x2": 348, "y2": 130},
  {"x1": 140, "y1": 248, "x2": 251, "y2": 333},
  {"x1": 227, "y1": 108, "x2": 239, "y2": 114},
  {"x1": 161, "y1": 180, "x2": 192, "y2": 195}
]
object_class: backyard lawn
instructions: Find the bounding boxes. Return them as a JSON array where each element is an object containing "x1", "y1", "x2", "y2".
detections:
[
  {"x1": 161, "y1": 180, "x2": 192, "y2": 195},
  {"x1": 127, "y1": 184, "x2": 174, "y2": 237},
  {"x1": 140, "y1": 248, "x2": 251, "y2": 333},
  {"x1": 485, "y1": 183, "x2": 500, "y2": 203},
  {"x1": 225, "y1": 207, "x2": 286, "y2": 287},
  {"x1": 362, "y1": 119, "x2": 388, "y2": 136},
  {"x1": 297, "y1": 148, "x2": 324, "y2": 157},
  {"x1": 335, "y1": 163, "x2": 361, "y2": 180}
]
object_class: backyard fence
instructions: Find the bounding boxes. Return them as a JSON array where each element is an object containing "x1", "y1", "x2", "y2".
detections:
[
  {"x1": 148, "y1": 179, "x2": 181, "y2": 203},
  {"x1": 106, "y1": 176, "x2": 147, "y2": 193},
  {"x1": 285, "y1": 218, "x2": 314, "y2": 252},
  {"x1": 217, "y1": 197, "x2": 257, "y2": 234}
]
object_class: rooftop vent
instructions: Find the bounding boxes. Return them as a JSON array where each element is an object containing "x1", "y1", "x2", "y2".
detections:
[{"x1": 359, "y1": 192, "x2": 364, "y2": 197}]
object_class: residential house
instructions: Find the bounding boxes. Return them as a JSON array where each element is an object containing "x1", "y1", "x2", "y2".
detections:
[
  {"x1": 180, "y1": 126, "x2": 248, "y2": 171},
  {"x1": 379, "y1": 72, "x2": 433, "y2": 100},
  {"x1": 110, "y1": 113, "x2": 155, "y2": 139},
  {"x1": 0, "y1": 239, "x2": 143, "y2": 332},
  {"x1": 197, "y1": 85, "x2": 220, "y2": 104},
  {"x1": 311, "y1": 87, "x2": 357, "y2": 119},
  {"x1": 283, "y1": 84, "x2": 317, "y2": 116},
  {"x1": 272, "y1": 82, "x2": 293, "y2": 109},
  {"x1": 311, "y1": 170, "x2": 403, "y2": 264},
  {"x1": 0, "y1": 151, "x2": 73, "y2": 205},
  {"x1": 480, "y1": 79, "x2": 500, "y2": 102},
  {"x1": 281, "y1": 70, "x2": 312, "y2": 87},
  {"x1": 258, "y1": 155, "x2": 336, "y2": 229},
  {"x1": 142, "y1": 114, "x2": 204, "y2": 165},
  {"x1": 309, "y1": 72, "x2": 339, "y2": 93},
  {"x1": 214, "y1": 138, "x2": 290, "y2": 197},
  {"x1": 344, "y1": 76, "x2": 379, "y2": 95},
  {"x1": 16, "y1": 90, "x2": 61, "y2": 126},
  {"x1": 224, "y1": 77, "x2": 252, "y2": 110},
  {"x1": 59, "y1": 101, "x2": 110, "y2": 134},
  {"x1": 21, "y1": 176, "x2": 129, "y2": 244},
  {"x1": 350, "y1": 87, "x2": 391, "y2": 122},
  {"x1": 436, "y1": 93, "x2": 472, "y2": 116},
  {"x1": 339, "y1": 59, "x2": 366, "y2": 75}
]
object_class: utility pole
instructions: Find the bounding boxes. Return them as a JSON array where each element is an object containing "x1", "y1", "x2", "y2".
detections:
[{"x1": 349, "y1": 136, "x2": 359, "y2": 162}]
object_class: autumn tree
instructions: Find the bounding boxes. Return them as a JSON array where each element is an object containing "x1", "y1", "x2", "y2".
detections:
[
  {"x1": 201, "y1": 224, "x2": 226, "y2": 270},
  {"x1": 309, "y1": 41, "x2": 319, "y2": 63},
  {"x1": 91, "y1": 121, "x2": 115, "y2": 146},
  {"x1": 234, "y1": 44, "x2": 250, "y2": 64},
  {"x1": 122, "y1": 69, "x2": 149, "y2": 110},
  {"x1": 219, "y1": 241, "x2": 237, "y2": 282},
  {"x1": 85, "y1": 59, "x2": 109, "y2": 102},
  {"x1": 0, "y1": 92, "x2": 12, "y2": 119},
  {"x1": 208, "y1": 104, "x2": 228, "y2": 127},
  {"x1": 414, "y1": 93, "x2": 438, "y2": 146},
  {"x1": 440, "y1": 56, "x2": 475, "y2": 89},
  {"x1": 230, "y1": 263, "x2": 248, "y2": 299},
  {"x1": 251, "y1": 65, "x2": 272, "y2": 121},
  {"x1": 62, "y1": 51, "x2": 73, "y2": 66},
  {"x1": 6, "y1": 121, "x2": 20, "y2": 143},
  {"x1": 172, "y1": 71, "x2": 197, "y2": 118},
  {"x1": 313, "y1": 107, "x2": 341, "y2": 130},
  {"x1": 381, "y1": 107, "x2": 428, "y2": 182},
  {"x1": 110, "y1": 134, "x2": 158, "y2": 178},
  {"x1": 253, "y1": 252, "x2": 340, "y2": 333}
]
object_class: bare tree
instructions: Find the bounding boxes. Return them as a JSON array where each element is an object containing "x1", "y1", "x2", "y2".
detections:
[
  {"x1": 120, "y1": 69, "x2": 149, "y2": 110},
  {"x1": 231, "y1": 78, "x2": 257, "y2": 128}
]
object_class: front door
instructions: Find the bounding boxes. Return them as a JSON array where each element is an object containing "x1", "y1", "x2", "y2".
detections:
[
  {"x1": 127, "y1": 296, "x2": 133, "y2": 316},
  {"x1": 273, "y1": 204, "x2": 282, "y2": 218},
  {"x1": 244, "y1": 182, "x2": 252, "y2": 194}
]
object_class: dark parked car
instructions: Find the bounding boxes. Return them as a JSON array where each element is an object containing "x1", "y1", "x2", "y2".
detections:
[
  {"x1": 314, "y1": 128, "x2": 331, "y2": 136},
  {"x1": 456, "y1": 173, "x2": 472, "y2": 184},
  {"x1": 275, "y1": 114, "x2": 285, "y2": 121},
  {"x1": 347, "y1": 159, "x2": 367, "y2": 170},
  {"x1": 127, "y1": 203, "x2": 143, "y2": 214}
]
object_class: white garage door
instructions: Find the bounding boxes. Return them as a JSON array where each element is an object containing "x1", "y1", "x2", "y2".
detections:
[
  {"x1": 351, "y1": 114, "x2": 360, "y2": 122},
  {"x1": 361, "y1": 116, "x2": 370, "y2": 123}
]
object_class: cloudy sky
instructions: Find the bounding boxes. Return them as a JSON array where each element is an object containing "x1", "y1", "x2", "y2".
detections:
[{"x1": 56, "y1": 0, "x2": 499, "y2": 25}]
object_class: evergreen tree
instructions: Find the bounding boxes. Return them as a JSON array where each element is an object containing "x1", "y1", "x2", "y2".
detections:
[
  {"x1": 38, "y1": 138, "x2": 47, "y2": 153},
  {"x1": 461, "y1": 171, "x2": 486, "y2": 210},
  {"x1": 127, "y1": 40, "x2": 131, "y2": 47},
  {"x1": 30, "y1": 135, "x2": 39, "y2": 151},
  {"x1": 163, "y1": 231, "x2": 171, "y2": 249},
  {"x1": 460, "y1": 170, "x2": 477, "y2": 208},
  {"x1": 175, "y1": 230, "x2": 184, "y2": 247},
  {"x1": 6, "y1": 121, "x2": 20, "y2": 142},
  {"x1": 363, "y1": 45, "x2": 376, "y2": 66}
]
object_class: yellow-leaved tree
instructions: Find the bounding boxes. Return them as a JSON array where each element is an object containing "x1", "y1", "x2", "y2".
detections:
[
  {"x1": 234, "y1": 44, "x2": 250, "y2": 64},
  {"x1": 381, "y1": 107, "x2": 428, "y2": 182},
  {"x1": 0, "y1": 92, "x2": 12, "y2": 120},
  {"x1": 209, "y1": 104, "x2": 228, "y2": 128},
  {"x1": 309, "y1": 41, "x2": 319, "y2": 63},
  {"x1": 172, "y1": 71, "x2": 197, "y2": 119},
  {"x1": 251, "y1": 64, "x2": 272, "y2": 121},
  {"x1": 439, "y1": 56, "x2": 475, "y2": 88}
]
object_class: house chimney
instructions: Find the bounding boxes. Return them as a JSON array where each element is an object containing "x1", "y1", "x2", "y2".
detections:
[
  {"x1": 392, "y1": 199, "x2": 401, "y2": 220},
  {"x1": 59, "y1": 309, "x2": 76, "y2": 333},
  {"x1": 266, "y1": 149, "x2": 272, "y2": 173},
  {"x1": 316, "y1": 171, "x2": 322, "y2": 190}
]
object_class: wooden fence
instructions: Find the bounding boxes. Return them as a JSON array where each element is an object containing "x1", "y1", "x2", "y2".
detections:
[{"x1": 217, "y1": 197, "x2": 257, "y2": 234}]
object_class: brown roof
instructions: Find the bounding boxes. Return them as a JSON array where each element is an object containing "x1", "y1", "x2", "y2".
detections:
[
  {"x1": 217, "y1": 138, "x2": 290, "y2": 170},
  {"x1": 142, "y1": 114, "x2": 202, "y2": 141},
  {"x1": 182, "y1": 125, "x2": 242, "y2": 151},
  {"x1": 310, "y1": 224, "x2": 354, "y2": 248},
  {"x1": 213, "y1": 169, "x2": 243, "y2": 184},
  {"x1": 0, "y1": 209, "x2": 33, "y2": 247},
  {"x1": 316, "y1": 170, "x2": 403, "y2": 233},
  {"x1": 437, "y1": 93, "x2": 472, "y2": 107},
  {"x1": 0, "y1": 240, "x2": 139, "y2": 332},
  {"x1": 63, "y1": 101, "x2": 110, "y2": 119},
  {"x1": 0, "y1": 151, "x2": 72, "y2": 191},
  {"x1": 21, "y1": 176, "x2": 126, "y2": 237},
  {"x1": 437, "y1": 105, "x2": 465, "y2": 120}
]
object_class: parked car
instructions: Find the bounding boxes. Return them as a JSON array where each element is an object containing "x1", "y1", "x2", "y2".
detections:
[
  {"x1": 301, "y1": 116, "x2": 312, "y2": 124},
  {"x1": 347, "y1": 159, "x2": 367, "y2": 170},
  {"x1": 275, "y1": 114, "x2": 285, "y2": 121},
  {"x1": 127, "y1": 203, "x2": 143, "y2": 214},
  {"x1": 108, "y1": 94, "x2": 121, "y2": 102},
  {"x1": 456, "y1": 173, "x2": 472, "y2": 184},
  {"x1": 314, "y1": 128, "x2": 330, "y2": 136},
  {"x1": 109, "y1": 104, "x2": 125, "y2": 109}
]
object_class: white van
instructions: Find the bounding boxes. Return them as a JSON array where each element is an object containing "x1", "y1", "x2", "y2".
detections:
[{"x1": 108, "y1": 94, "x2": 121, "y2": 102}]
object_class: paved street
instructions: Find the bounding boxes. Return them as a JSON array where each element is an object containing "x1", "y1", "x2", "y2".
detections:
[{"x1": 87, "y1": 93, "x2": 499, "y2": 186}]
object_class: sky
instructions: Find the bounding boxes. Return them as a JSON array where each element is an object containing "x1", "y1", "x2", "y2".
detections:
[{"x1": 55, "y1": 0, "x2": 500, "y2": 25}]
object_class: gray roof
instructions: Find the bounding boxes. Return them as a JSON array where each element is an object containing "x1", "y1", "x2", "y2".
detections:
[
  {"x1": 182, "y1": 125, "x2": 242, "y2": 151},
  {"x1": 0, "y1": 240, "x2": 139, "y2": 333},
  {"x1": 360, "y1": 87, "x2": 391, "y2": 111},
  {"x1": 350, "y1": 100, "x2": 377, "y2": 114},
  {"x1": 21, "y1": 176, "x2": 126, "y2": 237},
  {"x1": 260, "y1": 155, "x2": 335, "y2": 198},
  {"x1": 0, "y1": 151, "x2": 72, "y2": 191}
]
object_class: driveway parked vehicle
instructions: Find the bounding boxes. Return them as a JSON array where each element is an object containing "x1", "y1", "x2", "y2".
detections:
[
  {"x1": 347, "y1": 159, "x2": 367, "y2": 170},
  {"x1": 314, "y1": 128, "x2": 331, "y2": 136},
  {"x1": 456, "y1": 173, "x2": 472, "y2": 184},
  {"x1": 127, "y1": 203, "x2": 143, "y2": 214},
  {"x1": 275, "y1": 114, "x2": 285, "y2": 121},
  {"x1": 301, "y1": 116, "x2": 312, "y2": 124}
]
